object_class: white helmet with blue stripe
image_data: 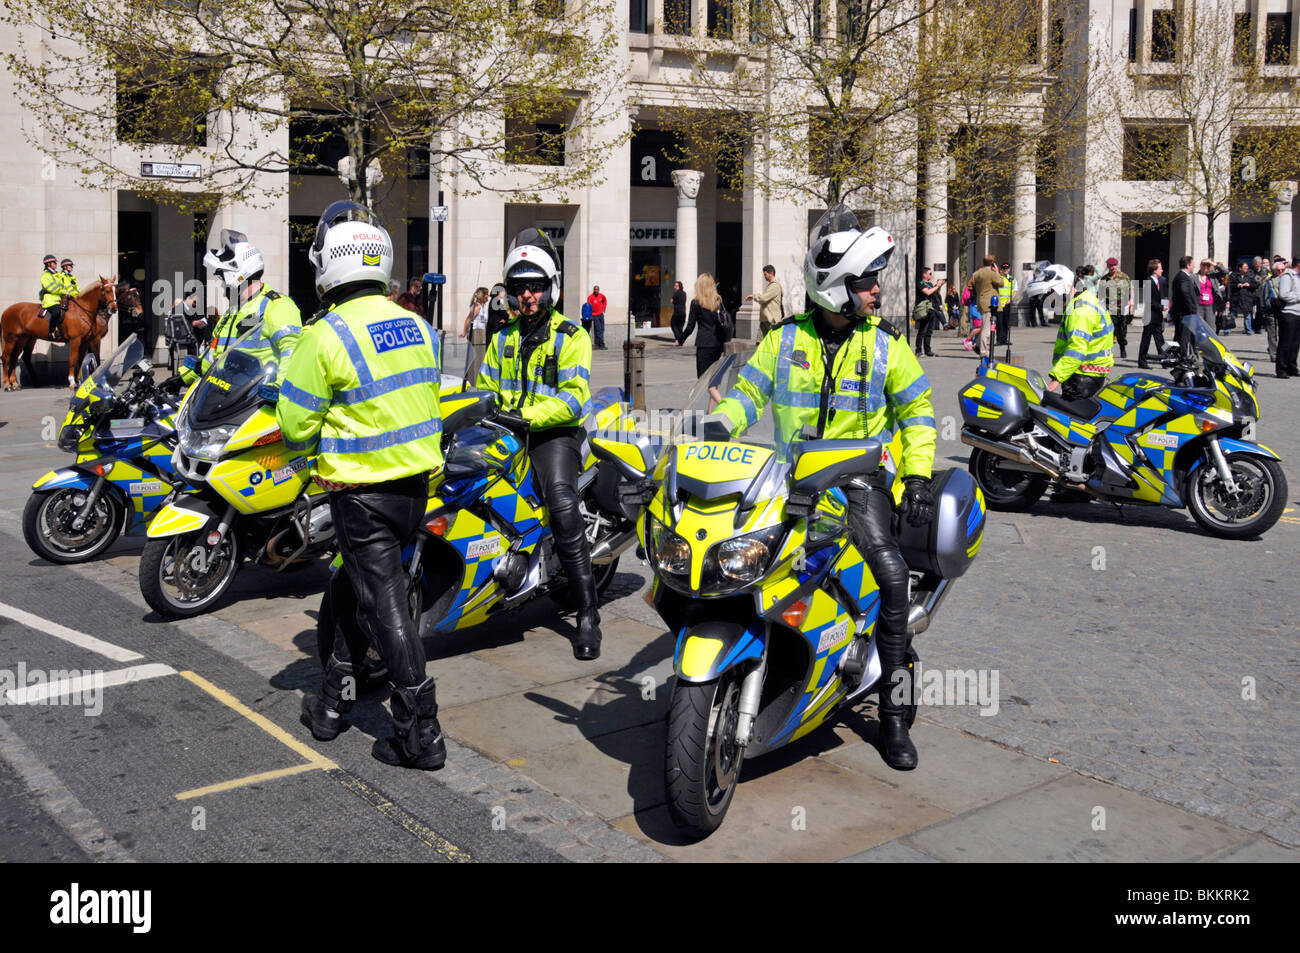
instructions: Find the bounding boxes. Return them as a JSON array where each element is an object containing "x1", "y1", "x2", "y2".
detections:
[
  {"x1": 204, "y1": 228, "x2": 265, "y2": 289},
  {"x1": 309, "y1": 201, "x2": 394, "y2": 298},
  {"x1": 805, "y1": 204, "x2": 896, "y2": 316}
]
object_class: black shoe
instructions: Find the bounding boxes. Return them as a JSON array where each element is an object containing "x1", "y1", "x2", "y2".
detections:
[
  {"x1": 1277, "y1": 370, "x2": 1291, "y2": 379},
  {"x1": 925, "y1": 351, "x2": 936, "y2": 357},
  {"x1": 371, "y1": 733, "x2": 446, "y2": 770},
  {"x1": 1137, "y1": 361, "x2": 1151, "y2": 369},
  {"x1": 372, "y1": 679, "x2": 446, "y2": 770},
  {"x1": 300, "y1": 693, "x2": 345, "y2": 741},
  {"x1": 572, "y1": 607, "x2": 602, "y2": 660},
  {"x1": 877, "y1": 712, "x2": 918, "y2": 770}
]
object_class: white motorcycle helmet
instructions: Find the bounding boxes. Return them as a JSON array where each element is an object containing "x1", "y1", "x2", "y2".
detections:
[
  {"x1": 1024, "y1": 263, "x2": 1074, "y2": 300},
  {"x1": 309, "y1": 201, "x2": 393, "y2": 299},
  {"x1": 203, "y1": 229, "x2": 266, "y2": 288},
  {"x1": 805, "y1": 204, "x2": 896, "y2": 316},
  {"x1": 502, "y1": 227, "x2": 561, "y2": 312}
]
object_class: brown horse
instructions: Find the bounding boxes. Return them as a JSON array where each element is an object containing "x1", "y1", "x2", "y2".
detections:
[{"x1": 1, "y1": 277, "x2": 139, "y2": 390}]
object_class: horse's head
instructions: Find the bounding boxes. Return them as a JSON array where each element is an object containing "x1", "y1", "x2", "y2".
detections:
[{"x1": 114, "y1": 278, "x2": 144, "y2": 319}]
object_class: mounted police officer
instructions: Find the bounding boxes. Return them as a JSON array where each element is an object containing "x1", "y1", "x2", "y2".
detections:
[
  {"x1": 1047, "y1": 264, "x2": 1114, "y2": 400},
  {"x1": 280, "y1": 201, "x2": 447, "y2": 770},
  {"x1": 184, "y1": 229, "x2": 301, "y2": 385},
  {"x1": 40, "y1": 254, "x2": 66, "y2": 341},
  {"x1": 711, "y1": 205, "x2": 937, "y2": 771},
  {"x1": 476, "y1": 228, "x2": 601, "y2": 660}
]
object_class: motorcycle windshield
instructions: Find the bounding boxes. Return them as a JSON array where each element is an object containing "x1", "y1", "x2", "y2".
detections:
[
  {"x1": 187, "y1": 325, "x2": 277, "y2": 429},
  {"x1": 89, "y1": 334, "x2": 145, "y2": 399},
  {"x1": 670, "y1": 347, "x2": 776, "y2": 451},
  {"x1": 1182, "y1": 311, "x2": 1250, "y2": 378}
]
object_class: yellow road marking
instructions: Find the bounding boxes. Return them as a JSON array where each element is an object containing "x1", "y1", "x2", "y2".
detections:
[
  {"x1": 178, "y1": 670, "x2": 336, "y2": 770},
  {"x1": 176, "y1": 763, "x2": 323, "y2": 801},
  {"x1": 331, "y1": 769, "x2": 472, "y2": 863}
]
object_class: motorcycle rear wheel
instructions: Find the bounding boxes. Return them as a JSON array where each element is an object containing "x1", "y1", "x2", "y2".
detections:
[
  {"x1": 22, "y1": 488, "x2": 123, "y2": 564},
  {"x1": 665, "y1": 668, "x2": 745, "y2": 839},
  {"x1": 968, "y1": 447, "x2": 1049, "y2": 511},
  {"x1": 140, "y1": 529, "x2": 240, "y2": 618},
  {"x1": 1184, "y1": 453, "x2": 1288, "y2": 539}
]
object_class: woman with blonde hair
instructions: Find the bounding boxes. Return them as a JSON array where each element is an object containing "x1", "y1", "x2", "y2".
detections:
[
  {"x1": 460, "y1": 286, "x2": 489, "y2": 339},
  {"x1": 681, "y1": 272, "x2": 729, "y2": 377}
]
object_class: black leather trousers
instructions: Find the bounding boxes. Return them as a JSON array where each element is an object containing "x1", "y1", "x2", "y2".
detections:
[
  {"x1": 528, "y1": 426, "x2": 595, "y2": 606},
  {"x1": 327, "y1": 474, "x2": 428, "y2": 688},
  {"x1": 844, "y1": 476, "x2": 910, "y2": 711}
]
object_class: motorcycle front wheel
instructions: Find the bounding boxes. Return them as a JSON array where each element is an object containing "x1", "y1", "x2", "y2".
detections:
[
  {"x1": 665, "y1": 667, "x2": 745, "y2": 839},
  {"x1": 968, "y1": 447, "x2": 1049, "y2": 511},
  {"x1": 139, "y1": 529, "x2": 241, "y2": 618},
  {"x1": 22, "y1": 488, "x2": 124, "y2": 564},
  {"x1": 1184, "y1": 452, "x2": 1288, "y2": 539}
]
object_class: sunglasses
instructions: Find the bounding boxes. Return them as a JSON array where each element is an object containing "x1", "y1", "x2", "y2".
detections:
[
  {"x1": 507, "y1": 278, "x2": 548, "y2": 295},
  {"x1": 848, "y1": 272, "x2": 881, "y2": 292}
]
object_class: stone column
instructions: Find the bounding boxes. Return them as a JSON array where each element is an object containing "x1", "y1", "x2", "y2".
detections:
[
  {"x1": 1011, "y1": 143, "x2": 1037, "y2": 324},
  {"x1": 923, "y1": 151, "x2": 948, "y2": 280},
  {"x1": 1271, "y1": 180, "x2": 1296, "y2": 263},
  {"x1": 671, "y1": 169, "x2": 702, "y2": 304}
]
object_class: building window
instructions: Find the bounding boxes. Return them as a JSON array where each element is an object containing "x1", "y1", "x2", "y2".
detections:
[
  {"x1": 1234, "y1": 13, "x2": 1255, "y2": 65},
  {"x1": 1151, "y1": 9, "x2": 1177, "y2": 63},
  {"x1": 406, "y1": 218, "x2": 429, "y2": 286},
  {"x1": 407, "y1": 145, "x2": 430, "y2": 181},
  {"x1": 1123, "y1": 124, "x2": 1185, "y2": 181},
  {"x1": 1048, "y1": 15, "x2": 1064, "y2": 71},
  {"x1": 115, "y1": 61, "x2": 214, "y2": 147},
  {"x1": 1266, "y1": 13, "x2": 1292, "y2": 65},
  {"x1": 505, "y1": 106, "x2": 570, "y2": 166},
  {"x1": 630, "y1": 0, "x2": 648, "y2": 32},
  {"x1": 289, "y1": 115, "x2": 353, "y2": 175},
  {"x1": 665, "y1": 0, "x2": 691, "y2": 34},
  {"x1": 534, "y1": 0, "x2": 564, "y2": 18},
  {"x1": 708, "y1": 0, "x2": 733, "y2": 38},
  {"x1": 1128, "y1": 7, "x2": 1138, "y2": 62}
]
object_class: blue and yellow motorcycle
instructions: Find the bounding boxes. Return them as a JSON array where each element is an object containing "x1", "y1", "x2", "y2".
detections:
[
  {"x1": 959, "y1": 313, "x2": 1287, "y2": 538},
  {"x1": 589, "y1": 352, "x2": 985, "y2": 838},
  {"x1": 23, "y1": 335, "x2": 186, "y2": 563}
]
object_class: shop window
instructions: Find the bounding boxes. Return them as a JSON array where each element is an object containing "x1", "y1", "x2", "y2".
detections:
[
  {"x1": 1266, "y1": 13, "x2": 1292, "y2": 65},
  {"x1": 1151, "y1": 9, "x2": 1177, "y2": 63}
]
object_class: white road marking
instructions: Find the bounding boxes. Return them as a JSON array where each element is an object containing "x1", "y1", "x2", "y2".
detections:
[
  {"x1": 0, "y1": 601, "x2": 144, "y2": 662},
  {"x1": 4, "y1": 663, "x2": 176, "y2": 705}
]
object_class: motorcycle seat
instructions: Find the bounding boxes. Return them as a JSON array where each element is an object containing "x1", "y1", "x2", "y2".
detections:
[{"x1": 1040, "y1": 389, "x2": 1101, "y2": 422}]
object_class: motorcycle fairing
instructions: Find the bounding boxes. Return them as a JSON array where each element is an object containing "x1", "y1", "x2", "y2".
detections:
[
  {"x1": 148, "y1": 495, "x2": 218, "y2": 537},
  {"x1": 673, "y1": 621, "x2": 765, "y2": 682}
]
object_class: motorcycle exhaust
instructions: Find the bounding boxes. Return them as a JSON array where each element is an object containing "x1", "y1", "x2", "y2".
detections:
[
  {"x1": 960, "y1": 430, "x2": 1060, "y2": 479},
  {"x1": 589, "y1": 527, "x2": 637, "y2": 564},
  {"x1": 906, "y1": 577, "x2": 952, "y2": 637}
]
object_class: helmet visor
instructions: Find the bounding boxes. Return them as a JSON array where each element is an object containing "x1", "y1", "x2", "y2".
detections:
[
  {"x1": 313, "y1": 202, "x2": 384, "y2": 255},
  {"x1": 809, "y1": 203, "x2": 862, "y2": 246},
  {"x1": 507, "y1": 227, "x2": 560, "y2": 268}
]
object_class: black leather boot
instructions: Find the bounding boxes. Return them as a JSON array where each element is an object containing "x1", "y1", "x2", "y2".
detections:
[
  {"x1": 372, "y1": 678, "x2": 446, "y2": 770},
  {"x1": 877, "y1": 666, "x2": 918, "y2": 771},
  {"x1": 563, "y1": 556, "x2": 602, "y2": 661},
  {"x1": 299, "y1": 655, "x2": 354, "y2": 742}
]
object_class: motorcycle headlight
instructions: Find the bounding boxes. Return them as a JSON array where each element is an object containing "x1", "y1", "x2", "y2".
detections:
[
  {"x1": 180, "y1": 424, "x2": 237, "y2": 462},
  {"x1": 648, "y1": 514, "x2": 691, "y2": 577},
  {"x1": 57, "y1": 424, "x2": 82, "y2": 452},
  {"x1": 712, "y1": 525, "x2": 782, "y2": 585}
]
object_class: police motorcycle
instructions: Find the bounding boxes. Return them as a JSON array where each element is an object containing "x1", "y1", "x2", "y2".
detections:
[
  {"x1": 138, "y1": 326, "x2": 332, "y2": 618},
  {"x1": 959, "y1": 310, "x2": 1287, "y2": 538},
  {"x1": 24, "y1": 334, "x2": 188, "y2": 563},
  {"x1": 314, "y1": 386, "x2": 639, "y2": 667},
  {"x1": 587, "y1": 351, "x2": 986, "y2": 838}
]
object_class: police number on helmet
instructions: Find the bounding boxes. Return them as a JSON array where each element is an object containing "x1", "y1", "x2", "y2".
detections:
[{"x1": 368, "y1": 318, "x2": 423, "y2": 353}]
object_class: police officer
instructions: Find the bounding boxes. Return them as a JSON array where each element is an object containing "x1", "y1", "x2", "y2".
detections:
[
  {"x1": 184, "y1": 229, "x2": 302, "y2": 384},
  {"x1": 40, "y1": 254, "x2": 66, "y2": 341},
  {"x1": 1047, "y1": 264, "x2": 1114, "y2": 400},
  {"x1": 59, "y1": 259, "x2": 80, "y2": 303},
  {"x1": 711, "y1": 205, "x2": 936, "y2": 770},
  {"x1": 279, "y1": 201, "x2": 447, "y2": 770},
  {"x1": 476, "y1": 228, "x2": 601, "y2": 660}
]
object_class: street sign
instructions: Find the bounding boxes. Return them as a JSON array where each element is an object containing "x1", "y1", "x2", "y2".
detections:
[
  {"x1": 141, "y1": 161, "x2": 200, "y2": 179},
  {"x1": 430, "y1": 205, "x2": 450, "y2": 222},
  {"x1": 422, "y1": 273, "x2": 446, "y2": 284}
]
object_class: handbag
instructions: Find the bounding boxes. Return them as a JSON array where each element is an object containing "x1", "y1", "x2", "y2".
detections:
[{"x1": 717, "y1": 302, "x2": 735, "y2": 342}]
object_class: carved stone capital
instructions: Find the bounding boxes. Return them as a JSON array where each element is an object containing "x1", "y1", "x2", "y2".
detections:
[{"x1": 671, "y1": 169, "x2": 703, "y2": 207}]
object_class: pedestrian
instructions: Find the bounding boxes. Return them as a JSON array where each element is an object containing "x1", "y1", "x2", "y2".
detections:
[
  {"x1": 484, "y1": 282, "x2": 512, "y2": 337},
  {"x1": 681, "y1": 273, "x2": 729, "y2": 377},
  {"x1": 1195, "y1": 258, "x2": 1218, "y2": 336},
  {"x1": 1250, "y1": 256, "x2": 1268, "y2": 335},
  {"x1": 913, "y1": 267, "x2": 943, "y2": 357},
  {"x1": 1169, "y1": 255, "x2": 1199, "y2": 356},
  {"x1": 670, "y1": 279, "x2": 687, "y2": 344},
  {"x1": 386, "y1": 279, "x2": 402, "y2": 302},
  {"x1": 1229, "y1": 260, "x2": 1258, "y2": 336},
  {"x1": 172, "y1": 291, "x2": 209, "y2": 351},
  {"x1": 710, "y1": 205, "x2": 936, "y2": 770},
  {"x1": 396, "y1": 278, "x2": 426, "y2": 319},
  {"x1": 1275, "y1": 258, "x2": 1300, "y2": 378},
  {"x1": 1209, "y1": 262, "x2": 1230, "y2": 333},
  {"x1": 995, "y1": 262, "x2": 1014, "y2": 346},
  {"x1": 1137, "y1": 259, "x2": 1168, "y2": 369},
  {"x1": 944, "y1": 283, "x2": 960, "y2": 330},
  {"x1": 1097, "y1": 257, "x2": 1132, "y2": 359},
  {"x1": 283, "y1": 201, "x2": 448, "y2": 770},
  {"x1": 745, "y1": 264, "x2": 784, "y2": 338},
  {"x1": 460, "y1": 286, "x2": 488, "y2": 340},
  {"x1": 477, "y1": 227, "x2": 602, "y2": 659},
  {"x1": 586, "y1": 284, "x2": 607, "y2": 349},
  {"x1": 964, "y1": 254, "x2": 1005, "y2": 356},
  {"x1": 1260, "y1": 258, "x2": 1285, "y2": 362}
]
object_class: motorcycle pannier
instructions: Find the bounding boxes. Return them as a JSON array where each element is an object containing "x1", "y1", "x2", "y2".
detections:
[
  {"x1": 898, "y1": 468, "x2": 985, "y2": 578},
  {"x1": 958, "y1": 378, "x2": 1029, "y2": 437}
]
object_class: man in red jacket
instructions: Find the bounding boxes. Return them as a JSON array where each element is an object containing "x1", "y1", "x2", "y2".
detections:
[{"x1": 586, "y1": 285, "x2": 607, "y2": 350}]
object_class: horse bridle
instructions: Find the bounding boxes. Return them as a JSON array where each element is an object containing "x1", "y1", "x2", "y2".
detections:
[{"x1": 67, "y1": 283, "x2": 123, "y2": 324}]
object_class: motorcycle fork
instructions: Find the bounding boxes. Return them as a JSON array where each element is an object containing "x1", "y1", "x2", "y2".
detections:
[
  {"x1": 192, "y1": 504, "x2": 238, "y2": 574},
  {"x1": 1205, "y1": 435, "x2": 1241, "y2": 493},
  {"x1": 71, "y1": 474, "x2": 108, "y2": 531}
]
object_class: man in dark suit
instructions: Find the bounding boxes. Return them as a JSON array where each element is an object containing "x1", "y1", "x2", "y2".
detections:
[
  {"x1": 1137, "y1": 259, "x2": 1167, "y2": 369},
  {"x1": 1169, "y1": 254, "x2": 1200, "y2": 356}
]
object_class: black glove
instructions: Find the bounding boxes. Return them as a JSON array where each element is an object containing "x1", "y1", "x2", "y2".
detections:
[
  {"x1": 495, "y1": 411, "x2": 529, "y2": 435},
  {"x1": 902, "y1": 476, "x2": 935, "y2": 527},
  {"x1": 160, "y1": 374, "x2": 185, "y2": 394}
]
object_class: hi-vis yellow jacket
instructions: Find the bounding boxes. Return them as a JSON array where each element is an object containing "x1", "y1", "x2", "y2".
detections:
[
  {"x1": 476, "y1": 310, "x2": 592, "y2": 430},
  {"x1": 183, "y1": 287, "x2": 302, "y2": 385},
  {"x1": 715, "y1": 314, "x2": 937, "y2": 478},
  {"x1": 1051, "y1": 289, "x2": 1115, "y2": 383}
]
